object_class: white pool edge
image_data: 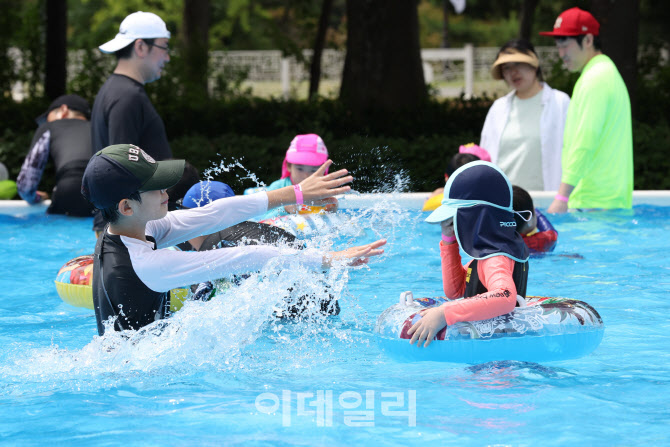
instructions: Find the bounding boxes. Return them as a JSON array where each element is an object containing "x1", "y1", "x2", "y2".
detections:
[{"x1": 1, "y1": 191, "x2": 669, "y2": 215}]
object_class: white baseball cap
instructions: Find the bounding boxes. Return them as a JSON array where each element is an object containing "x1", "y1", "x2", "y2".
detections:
[{"x1": 99, "y1": 11, "x2": 171, "y2": 54}]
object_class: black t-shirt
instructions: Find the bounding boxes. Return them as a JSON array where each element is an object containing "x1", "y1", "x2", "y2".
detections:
[
  {"x1": 17, "y1": 119, "x2": 94, "y2": 216},
  {"x1": 91, "y1": 73, "x2": 172, "y2": 160},
  {"x1": 30, "y1": 119, "x2": 92, "y2": 170}
]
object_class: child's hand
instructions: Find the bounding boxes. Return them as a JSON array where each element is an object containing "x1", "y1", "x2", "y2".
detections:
[
  {"x1": 299, "y1": 160, "x2": 352, "y2": 205},
  {"x1": 283, "y1": 204, "x2": 300, "y2": 214},
  {"x1": 322, "y1": 239, "x2": 387, "y2": 268},
  {"x1": 440, "y1": 218, "x2": 454, "y2": 237},
  {"x1": 407, "y1": 306, "x2": 447, "y2": 347}
]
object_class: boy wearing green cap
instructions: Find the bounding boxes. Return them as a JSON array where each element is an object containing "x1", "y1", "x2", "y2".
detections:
[{"x1": 81, "y1": 144, "x2": 386, "y2": 335}]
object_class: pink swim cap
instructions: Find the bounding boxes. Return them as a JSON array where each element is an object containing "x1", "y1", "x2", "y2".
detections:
[
  {"x1": 459, "y1": 143, "x2": 491, "y2": 162},
  {"x1": 281, "y1": 134, "x2": 329, "y2": 179}
]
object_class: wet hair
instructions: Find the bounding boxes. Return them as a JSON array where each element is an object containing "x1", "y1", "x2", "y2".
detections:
[
  {"x1": 167, "y1": 161, "x2": 200, "y2": 211},
  {"x1": 446, "y1": 153, "x2": 479, "y2": 177},
  {"x1": 512, "y1": 185, "x2": 534, "y2": 231},
  {"x1": 497, "y1": 39, "x2": 544, "y2": 82},
  {"x1": 115, "y1": 38, "x2": 156, "y2": 60},
  {"x1": 100, "y1": 191, "x2": 142, "y2": 224}
]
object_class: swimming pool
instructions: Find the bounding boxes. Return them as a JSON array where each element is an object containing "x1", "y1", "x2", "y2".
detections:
[{"x1": 1, "y1": 195, "x2": 669, "y2": 446}]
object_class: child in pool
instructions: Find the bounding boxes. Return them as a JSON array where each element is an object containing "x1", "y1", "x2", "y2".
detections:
[
  {"x1": 408, "y1": 161, "x2": 530, "y2": 347},
  {"x1": 175, "y1": 181, "x2": 339, "y2": 315},
  {"x1": 423, "y1": 144, "x2": 491, "y2": 211},
  {"x1": 260, "y1": 134, "x2": 336, "y2": 220},
  {"x1": 81, "y1": 144, "x2": 386, "y2": 335},
  {"x1": 513, "y1": 185, "x2": 558, "y2": 254}
]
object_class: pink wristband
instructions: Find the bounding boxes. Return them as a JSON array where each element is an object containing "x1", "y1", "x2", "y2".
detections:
[
  {"x1": 555, "y1": 194, "x2": 569, "y2": 203},
  {"x1": 293, "y1": 184, "x2": 304, "y2": 205},
  {"x1": 441, "y1": 234, "x2": 456, "y2": 243}
]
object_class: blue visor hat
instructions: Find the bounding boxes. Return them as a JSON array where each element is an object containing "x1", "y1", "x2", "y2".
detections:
[{"x1": 426, "y1": 161, "x2": 529, "y2": 262}]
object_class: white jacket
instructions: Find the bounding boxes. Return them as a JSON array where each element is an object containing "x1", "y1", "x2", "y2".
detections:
[{"x1": 479, "y1": 83, "x2": 570, "y2": 191}]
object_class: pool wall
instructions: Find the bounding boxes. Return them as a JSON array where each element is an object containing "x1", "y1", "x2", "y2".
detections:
[{"x1": 1, "y1": 191, "x2": 669, "y2": 215}]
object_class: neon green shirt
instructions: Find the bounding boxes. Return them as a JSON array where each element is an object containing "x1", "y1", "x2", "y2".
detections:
[{"x1": 562, "y1": 54, "x2": 633, "y2": 209}]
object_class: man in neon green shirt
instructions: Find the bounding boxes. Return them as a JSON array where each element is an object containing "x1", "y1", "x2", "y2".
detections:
[{"x1": 541, "y1": 7, "x2": 633, "y2": 212}]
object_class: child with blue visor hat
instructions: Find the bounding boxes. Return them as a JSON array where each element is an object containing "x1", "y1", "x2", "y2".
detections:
[{"x1": 408, "y1": 161, "x2": 532, "y2": 347}]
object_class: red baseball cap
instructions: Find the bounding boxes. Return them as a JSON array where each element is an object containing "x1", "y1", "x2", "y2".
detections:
[{"x1": 539, "y1": 7, "x2": 600, "y2": 37}]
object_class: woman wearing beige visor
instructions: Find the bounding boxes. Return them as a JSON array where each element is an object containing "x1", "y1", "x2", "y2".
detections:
[{"x1": 480, "y1": 39, "x2": 570, "y2": 192}]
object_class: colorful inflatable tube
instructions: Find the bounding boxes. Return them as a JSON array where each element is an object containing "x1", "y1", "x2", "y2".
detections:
[
  {"x1": 376, "y1": 292, "x2": 604, "y2": 364},
  {"x1": 55, "y1": 254, "x2": 188, "y2": 311}
]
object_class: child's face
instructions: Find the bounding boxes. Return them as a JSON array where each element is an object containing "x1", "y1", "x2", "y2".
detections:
[
  {"x1": 133, "y1": 189, "x2": 170, "y2": 222},
  {"x1": 287, "y1": 163, "x2": 320, "y2": 184}
]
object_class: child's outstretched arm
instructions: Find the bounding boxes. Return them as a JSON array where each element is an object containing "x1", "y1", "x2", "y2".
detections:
[
  {"x1": 266, "y1": 160, "x2": 351, "y2": 209},
  {"x1": 323, "y1": 239, "x2": 387, "y2": 268}
]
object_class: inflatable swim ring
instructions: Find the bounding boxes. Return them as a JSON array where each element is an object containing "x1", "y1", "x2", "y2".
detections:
[
  {"x1": 422, "y1": 193, "x2": 443, "y2": 212},
  {"x1": 260, "y1": 210, "x2": 357, "y2": 239},
  {"x1": 55, "y1": 255, "x2": 188, "y2": 312},
  {"x1": 523, "y1": 209, "x2": 558, "y2": 254},
  {"x1": 375, "y1": 292, "x2": 604, "y2": 364}
]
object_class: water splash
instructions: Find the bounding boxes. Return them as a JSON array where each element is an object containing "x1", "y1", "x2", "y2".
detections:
[
  {"x1": 203, "y1": 158, "x2": 266, "y2": 190},
  {"x1": 1, "y1": 158, "x2": 416, "y2": 394}
]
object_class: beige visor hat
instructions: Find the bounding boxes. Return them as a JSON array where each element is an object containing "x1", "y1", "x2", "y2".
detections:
[{"x1": 491, "y1": 49, "x2": 540, "y2": 80}]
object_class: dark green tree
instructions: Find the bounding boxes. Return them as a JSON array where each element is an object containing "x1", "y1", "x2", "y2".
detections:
[
  {"x1": 590, "y1": 0, "x2": 639, "y2": 109},
  {"x1": 182, "y1": 0, "x2": 211, "y2": 100},
  {"x1": 45, "y1": 0, "x2": 67, "y2": 100},
  {"x1": 340, "y1": 0, "x2": 427, "y2": 112},
  {"x1": 519, "y1": 0, "x2": 540, "y2": 41},
  {"x1": 308, "y1": 0, "x2": 334, "y2": 100}
]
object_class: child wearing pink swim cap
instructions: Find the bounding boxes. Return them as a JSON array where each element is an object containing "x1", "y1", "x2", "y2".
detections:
[
  {"x1": 423, "y1": 143, "x2": 491, "y2": 211},
  {"x1": 260, "y1": 134, "x2": 335, "y2": 219}
]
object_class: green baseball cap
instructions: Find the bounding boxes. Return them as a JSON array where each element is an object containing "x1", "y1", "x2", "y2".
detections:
[{"x1": 81, "y1": 144, "x2": 185, "y2": 209}]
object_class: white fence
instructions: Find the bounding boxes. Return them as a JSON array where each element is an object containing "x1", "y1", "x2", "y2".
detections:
[{"x1": 10, "y1": 46, "x2": 560, "y2": 100}]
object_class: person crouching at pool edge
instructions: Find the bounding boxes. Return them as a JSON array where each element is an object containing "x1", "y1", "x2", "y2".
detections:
[
  {"x1": 255, "y1": 133, "x2": 337, "y2": 220},
  {"x1": 408, "y1": 161, "x2": 531, "y2": 347},
  {"x1": 80, "y1": 143, "x2": 386, "y2": 336}
]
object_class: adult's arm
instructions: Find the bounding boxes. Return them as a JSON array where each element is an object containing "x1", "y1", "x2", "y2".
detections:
[
  {"x1": 479, "y1": 95, "x2": 511, "y2": 163},
  {"x1": 547, "y1": 182, "x2": 575, "y2": 213},
  {"x1": 17, "y1": 129, "x2": 51, "y2": 204}
]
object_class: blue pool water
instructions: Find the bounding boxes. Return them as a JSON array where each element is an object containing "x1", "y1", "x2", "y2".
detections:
[{"x1": 1, "y1": 202, "x2": 669, "y2": 446}]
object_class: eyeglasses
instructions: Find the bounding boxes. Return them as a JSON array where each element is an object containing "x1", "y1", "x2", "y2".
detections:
[{"x1": 144, "y1": 41, "x2": 171, "y2": 54}]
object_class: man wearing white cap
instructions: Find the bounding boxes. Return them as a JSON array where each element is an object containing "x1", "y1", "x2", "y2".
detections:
[
  {"x1": 91, "y1": 11, "x2": 173, "y2": 162},
  {"x1": 90, "y1": 11, "x2": 173, "y2": 233}
]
